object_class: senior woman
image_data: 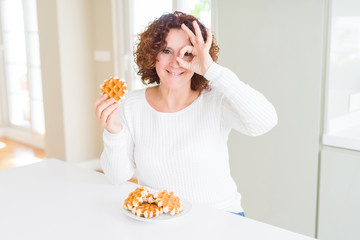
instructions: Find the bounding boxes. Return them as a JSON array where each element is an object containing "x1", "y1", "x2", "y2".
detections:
[{"x1": 94, "y1": 11, "x2": 278, "y2": 216}]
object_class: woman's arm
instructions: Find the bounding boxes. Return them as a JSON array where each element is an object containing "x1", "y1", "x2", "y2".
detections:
[
  {"x1": 205, "y1": 62, "x2": 278, "y2": 136},
  {"x1": 100, "y1": 128, "x2": 135, "y2": 184},
  {"x1": 97, "y1": 99, "x2": 135, "y2": 184}
]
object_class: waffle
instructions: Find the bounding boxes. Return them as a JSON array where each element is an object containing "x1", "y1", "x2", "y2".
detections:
[
  {"x1": 123, "y1": 186, "x2": 150, "y2": 210},
  {"x1": 153, "y1": 190, "x2": 183, "y2": 215},
  {"x1": 100, "y1": 76, "x2": 128, "y2": 102},
  {"x1": 123, "y1": 186, "x2": 183, "y2": 218},
  {"x1": 144, "y1": 193, "x2": 156, "y2": 204},
  {"x1": 131, "y1": 203, "x2": 163, "y2": 218}
]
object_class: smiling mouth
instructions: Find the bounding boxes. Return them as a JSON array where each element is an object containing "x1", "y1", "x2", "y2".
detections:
[{"x1": 167, "y1": 70, "x2": 184, "y2": 76}]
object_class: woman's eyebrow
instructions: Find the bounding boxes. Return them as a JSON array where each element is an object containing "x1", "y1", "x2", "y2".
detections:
[{"x1": 165, "y1": 45, "x2": 192, "y2": 50}]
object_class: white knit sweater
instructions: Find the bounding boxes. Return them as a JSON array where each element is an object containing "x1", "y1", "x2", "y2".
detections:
[{"x1": 100, "y1": 63, "x2": 278, "y2": 212}]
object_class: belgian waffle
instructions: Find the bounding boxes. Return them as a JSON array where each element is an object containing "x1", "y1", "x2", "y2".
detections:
[
  {"x1": 123, "y1": 186, "x2": 183, "y2": 218},
  {"x1": 144, "y1": 193, "x2": 156, "y2": 204},
  {"x1": 153, "y1": 190, "x2": 183, "y2": 215},
  {"x1": 100, "y1": 76, "x2": 128, "y2": 102},
  {"x1": 123, "y1": 186, "x2": 150, "y2": 210},
  {"x1": 131, "y1": 203, "x2": 163, "y2": 218}
]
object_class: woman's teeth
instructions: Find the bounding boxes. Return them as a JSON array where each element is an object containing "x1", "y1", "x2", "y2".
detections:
[{"x1": 168, "y1": 70, "x2": 183, "y2": 76}]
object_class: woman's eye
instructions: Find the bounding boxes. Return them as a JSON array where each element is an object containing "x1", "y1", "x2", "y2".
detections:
[
  {"x1": 184, "y1": 52, "x2": 193, "y2": 57},
  {"x1": 162, "y1": 49, "x2": 170, "y2": 54}
]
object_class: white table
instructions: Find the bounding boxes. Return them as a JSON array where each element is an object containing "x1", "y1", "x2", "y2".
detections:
[{"x1": 0, "y1": 159, "x2": 315, "y2": 240}]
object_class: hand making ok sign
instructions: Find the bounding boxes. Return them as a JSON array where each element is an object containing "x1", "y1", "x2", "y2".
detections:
[{"x1": 176, "y1": 21, "x2": 214, "y2": 76}]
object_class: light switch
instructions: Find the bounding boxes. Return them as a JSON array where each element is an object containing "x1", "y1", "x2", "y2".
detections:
[{"x1": 94, "y1": 50, "x2": 111, "y2": 62}]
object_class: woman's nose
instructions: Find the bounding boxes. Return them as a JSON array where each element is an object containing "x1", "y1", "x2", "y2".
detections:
[{"x1": 169, "y1": 54, "x2": 180, "y2": 67}]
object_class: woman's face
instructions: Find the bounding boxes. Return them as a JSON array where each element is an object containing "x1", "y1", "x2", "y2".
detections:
[{"x1": 155, "y1": 28, "x2": 194, "y2": 90}]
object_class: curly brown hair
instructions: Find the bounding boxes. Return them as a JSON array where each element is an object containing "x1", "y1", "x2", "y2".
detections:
[{"x1": 134, "y1": 11, "x2": 219, "y2": 91}]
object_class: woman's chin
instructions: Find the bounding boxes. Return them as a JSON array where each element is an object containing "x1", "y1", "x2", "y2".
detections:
[{"x1": 160, "y1": 79, "x2": 191, "y2": 90}]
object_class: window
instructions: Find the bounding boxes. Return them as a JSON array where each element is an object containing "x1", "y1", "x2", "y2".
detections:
[
  {"x1": 0, "y1": 0, "x2": 45, "y2": 135},
  {"x1": 323, "y1": 0, "x2": 360, "y2": 151},
  {"x1": 114, "y1": 0, "x2": 212, "y2": 90}
]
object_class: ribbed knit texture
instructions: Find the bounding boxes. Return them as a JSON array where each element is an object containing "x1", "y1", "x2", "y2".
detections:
[{"x1": 101, "y1": 63, "x2": 278, "y2": 212}]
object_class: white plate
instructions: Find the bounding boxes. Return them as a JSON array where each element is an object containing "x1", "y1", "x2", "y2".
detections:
[{"x1": 121, "y1": 198, "x2": 192, "y2": 222}]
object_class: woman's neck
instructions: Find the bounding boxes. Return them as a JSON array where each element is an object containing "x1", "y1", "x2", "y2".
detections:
[{"x1": 149, "y1": 85, "x2": 200, "y2": 113}]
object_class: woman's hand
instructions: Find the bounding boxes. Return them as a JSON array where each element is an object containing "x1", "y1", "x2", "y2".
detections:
[
  {"x1": 94, "y1": 94, "x2": 123, "y2": 134},
  {"x1": 177, "y1": 21, "x2": 214, "y2": 76}
]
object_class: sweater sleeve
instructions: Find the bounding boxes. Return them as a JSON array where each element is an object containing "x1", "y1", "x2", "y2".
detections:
[
  {"x1": 204, "y1": 62, "x2": 278, "y2": 136},
  {"x1": 100, "y1": 103, "x2": 135, "y2": 184}
]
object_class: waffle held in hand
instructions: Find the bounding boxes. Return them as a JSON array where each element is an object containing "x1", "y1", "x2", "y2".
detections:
[{"x1": 100, "y1": 76, "x2": 128, "y2": 102}]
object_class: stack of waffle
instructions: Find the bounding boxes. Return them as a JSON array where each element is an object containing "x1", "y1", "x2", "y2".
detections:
[{"x1": 123, "y1": 186, "x2": 183, "y2": 218}]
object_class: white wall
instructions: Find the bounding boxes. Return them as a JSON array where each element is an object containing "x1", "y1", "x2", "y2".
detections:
[
  {"x1": 91, "y1": 0, "x2": 115, "y2": 156},
  {"x1": 37, "y1": 0, "x2": 66, "y2": 160},
  {"x1": 37, "y1": 0, "x2": 111, "y2": 162},
  {"x1": 217, "y1": 0, "x2": 325, "y2": 237},
  {"x1": 56, "y1": 0, "x2": 98, "y2": 162}
]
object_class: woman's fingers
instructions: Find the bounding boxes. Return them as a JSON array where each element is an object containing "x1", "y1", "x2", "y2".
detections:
[
  {"x1": 182, "y1": 21, "x2": 205, "y2": 44},
  {"x1": 177, "y1": 56, "x2": 191, "y2": 70},
  {"x1": 205, "y1": 29, "x2": 212, "y2": 50},
  {"x1": 181, "y1": 23, "x2": 197, "y2": 45},
  {"x1": 106, "y1": 104, "x2": 121, "y2": 126},
  {"x1": 177, "y1": 45, "x2": 195, "y2": 70},
  {"x1": 94, "y1": 94, "x2": 108, "y2": 110},
  {"x1": 181, "y1": 23, "x2": 195, "y2": 38},
  {"x1": 179, "y1": 22, "x2": 213, "y2": 75},
  {"x1": 95, "y1": 97, "x2": 115, "y2": 122},
  {"x1": 182, "y1": 22, "x2": 211, "y2": 51},
  {"x1": 192, "y1": 21, "x2": 204, "y2": 43},
  {"x1": 100, "y1": 102, "x2": 119, "y2": 126},
  {"x1": 179, "y1": 45, "x2": 194, "y2": 58},
  {"x1": 94, "y1": 93, "x2": 123, "y2": 133}
]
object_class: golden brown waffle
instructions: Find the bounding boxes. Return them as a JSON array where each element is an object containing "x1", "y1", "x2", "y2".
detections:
[
  {"x1": 100, "y1": 76, "x2": 128, "y2": 102},
  {"x1": 144, "y1": 193, "x2": 155, "y2": 204},
  {"x1": 154, "y1": 190, "x2": 183, "y2": 215},
  {"x1": 131, "y1": 203, "x2": 163, "y2": 218},
  {"x1": 123, "y1": 186, "x2": 149, "y2": 210},
  {"x1": 123, "y1": 186, "x2": 183, "y2": 218}
]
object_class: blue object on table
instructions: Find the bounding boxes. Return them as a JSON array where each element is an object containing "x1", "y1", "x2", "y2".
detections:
[{"x1": 231, "y1": 212, "x2": 245, "y2": 217}]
